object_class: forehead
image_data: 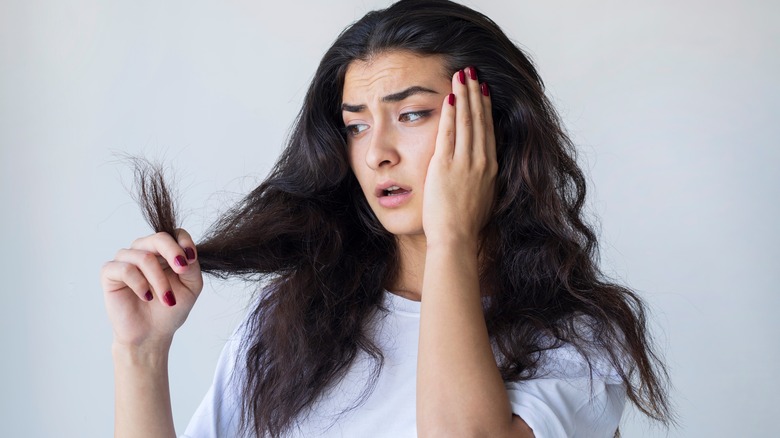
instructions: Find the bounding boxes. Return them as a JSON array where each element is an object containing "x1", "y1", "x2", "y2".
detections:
[{"x1": 342, "y1": 51, "x2": 449, "y2": 101}]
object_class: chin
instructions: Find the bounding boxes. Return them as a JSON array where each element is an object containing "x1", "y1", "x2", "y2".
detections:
[
  {"x1": 378, "y1": 220, "x2": 424, "y2": 237},
  {"x1": 370, "y1": 207, "x2": 424, "y2": 237}
]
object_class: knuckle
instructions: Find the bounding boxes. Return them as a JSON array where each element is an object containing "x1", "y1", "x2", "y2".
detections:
[
  {"x1": 488, "y1": 162, "x2": 499, "y2": 177},
  {"x1": 463, "y1": 116, "x2": 473, "y2": 127},
  {"x1": 140, "y1": 252, "x2": 159, "y2": 267},
  {"x1": 118, "y1": 262, "x2": 135, "y2": 277},
  {"x1": 174, "y1": 227, "x2": 190, "y2": 241},
  {"x1": 100, "y1": 261, "x2": 113, "y2": 276}
]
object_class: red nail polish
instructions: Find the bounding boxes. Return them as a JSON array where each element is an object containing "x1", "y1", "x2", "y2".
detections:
[
  {"x1": 174, "y1": 255, "x2": 188, "y2": 267},
  {"x1": 145, "y1": 291, "x2": 153, "y2": 301},
  {"x1": 458, "y1": 70, "x2": 465, "y2": 84},
  {"x1": 481, "y1": 82, "x2": 490, "y2": 97},
  {"x1": 448, "y1": 93, "x2": 455, "y2": 106},
  {"x1": 184, "y1": 247, "x2": 195, "y2": 261},
  {"x1": 468, "y1": 66, "x2": 477, "y2": 80},
  {"x1": 164, "y1": 291, "x2": 176, "y2": 306}
]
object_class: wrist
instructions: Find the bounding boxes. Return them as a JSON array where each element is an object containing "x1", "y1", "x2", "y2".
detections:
[
  {"x1": 425, "y1": 234, "x2": 479, "y2": 254},
  {"x1": 112, "y1": 340, "x2": 172, "y2": 369}
]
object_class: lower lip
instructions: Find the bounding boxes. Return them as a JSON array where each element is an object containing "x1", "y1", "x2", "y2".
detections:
[{"x1": 377, "y1": 191, "x2": 412, "y2": 208}]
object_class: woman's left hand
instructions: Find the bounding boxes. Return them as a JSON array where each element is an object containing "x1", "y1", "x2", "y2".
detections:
[{"x1": 423, "y1": 67, "x2": 497, "y2": 248}]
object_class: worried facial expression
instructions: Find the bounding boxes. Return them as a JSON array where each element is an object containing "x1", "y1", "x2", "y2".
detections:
[{"x1": 343, "y1": 51, "x2": 451, "y2": 237}]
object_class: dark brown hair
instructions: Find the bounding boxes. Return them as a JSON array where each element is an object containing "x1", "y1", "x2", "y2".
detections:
[{"x1": 135, "y1": 1, "x2": 672, "y2": 436}]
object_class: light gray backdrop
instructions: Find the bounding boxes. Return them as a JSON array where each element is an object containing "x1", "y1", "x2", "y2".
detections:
[{"x1": 1, "y1": 0, "x2": 777, "y2": 436}]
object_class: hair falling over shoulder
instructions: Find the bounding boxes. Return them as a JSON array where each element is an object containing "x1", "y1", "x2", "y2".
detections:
[{"x1": 132, "y1": 1, "x2": 673, "y2": 435}]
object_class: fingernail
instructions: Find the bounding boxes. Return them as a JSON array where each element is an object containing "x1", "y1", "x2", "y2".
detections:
[
  {"x1": 174, "y1": 255, "x2": 188, "y2": 267},
  {"x1": 448, "y1": 93, "x2": 455, "y2": 106},
  {"x1": 468, "y1": 66, "x2": 477, "y2": 80},
  {"x1": 481, "y1": 82, "x2": 490, "y2": 97},
  {"x1": 458, "y1": 70, "x2": 465, "y2": 84},
  {"x1": 163, "y1": 291, "x2": 176, "y2": 306},
  {"x1": 184, "y1": 247, "x2": 196, "y2": 261},
  {"x1": 145, "y1": 291, "x2": 153, "y2": 301}
]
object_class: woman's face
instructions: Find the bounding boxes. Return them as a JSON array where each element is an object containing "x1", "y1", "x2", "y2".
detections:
[{"x1": 343, "y1": 51, "x2": 451, "y2": 237}]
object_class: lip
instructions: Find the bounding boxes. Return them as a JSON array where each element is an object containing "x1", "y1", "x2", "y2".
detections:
[
  {"x1": 374, "y1": 181, "x2": 412, "y2": 198},
  {"x1": 375, "y1": 180, "x2": 413, "y2": 208}
]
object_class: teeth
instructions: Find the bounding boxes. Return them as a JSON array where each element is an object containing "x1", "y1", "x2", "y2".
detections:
[{"x1": 384, "y1": 185, "x2": 402, "y2": 196}]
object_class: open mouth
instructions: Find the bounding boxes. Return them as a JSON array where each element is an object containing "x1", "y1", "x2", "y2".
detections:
[{"x1": 383, "y1": 186, "x2": 411, "y2": 196}]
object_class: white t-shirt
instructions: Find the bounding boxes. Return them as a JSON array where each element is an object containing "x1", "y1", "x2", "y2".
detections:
[{"x1": 182, "y1": 291, "x2": 625, "y2": 437}]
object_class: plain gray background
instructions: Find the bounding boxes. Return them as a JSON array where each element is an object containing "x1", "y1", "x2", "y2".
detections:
[{"x1": 1, "y1": 0, "x2": 778, "y2": 436}]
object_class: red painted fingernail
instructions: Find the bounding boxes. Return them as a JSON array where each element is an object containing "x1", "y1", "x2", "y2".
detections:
[
  {"x1": 481, "y1": 82, "x2": 490, "y2": 97},
  {"x1": 163, "y1": 291, "x2": 176, "y2": 306},
  {"x1": 184, "y1": 247, "x2": 195, "y2": 261},
  {"x1": 448, "y1": 93, "x2": 455, "y2": 106},
  {"x1": 145, "y1": 291, "x2": 153, "y2": 301},
  {"x1": 468, "y1": 66, "x2": 477, "y2": 80},
  {"x1": 458, "y1": 69, "x2": 465, "y2": 84},
  {"x1": 174, "y1": 255, "x2": 188, "y2": 267}
]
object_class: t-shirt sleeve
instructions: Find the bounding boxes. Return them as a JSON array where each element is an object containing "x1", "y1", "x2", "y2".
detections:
[
  {"x1": 180, "y1": 324, "x2": 245, "y2": 438},
  {"x1": 505, "y1": 343, "x2": 627, "y2": 438}
]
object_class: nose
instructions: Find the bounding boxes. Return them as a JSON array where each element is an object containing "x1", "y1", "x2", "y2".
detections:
[{"x1": 365, "y1": 121, "x2": 400, "y2": 170}]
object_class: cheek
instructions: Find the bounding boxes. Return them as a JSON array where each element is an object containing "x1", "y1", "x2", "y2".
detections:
[
  {"x1": 346, "y1": 149, "x2": 358, "y2": 176},
  {"x1": 404, "y1": 123, "x2": 438, "y2": 165},
  {"x1": 347, "y1": 151, "x2": 372, "y2": 194}
]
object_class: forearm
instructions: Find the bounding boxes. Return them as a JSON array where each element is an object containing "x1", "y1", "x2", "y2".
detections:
[
  {"x1": 417, "y1": 240, "x2": 527, "y2": 437},
  {"x1": 112, "y1": 342, "x2": 176, "y2": 438}
]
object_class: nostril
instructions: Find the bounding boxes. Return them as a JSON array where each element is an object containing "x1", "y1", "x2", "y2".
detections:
[{"x1": 365, "y1": 138, "x2": 399, "y2": 169}]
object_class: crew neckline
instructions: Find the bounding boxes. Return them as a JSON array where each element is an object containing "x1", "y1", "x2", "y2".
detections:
[{"x1": 383, "y1": 290, "x2": 421, "y2": 316}]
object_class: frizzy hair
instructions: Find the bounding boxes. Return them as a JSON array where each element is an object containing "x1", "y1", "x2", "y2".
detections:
[{"x1": 133, "y1": 0, "x2": 672, "y2": 436}]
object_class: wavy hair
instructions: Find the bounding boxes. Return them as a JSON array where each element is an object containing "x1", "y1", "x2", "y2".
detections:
[{"x1": 135, "y1": 0, "x2": 672, "y2": 436}]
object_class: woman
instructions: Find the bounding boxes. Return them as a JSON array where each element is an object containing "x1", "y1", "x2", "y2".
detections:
[{"x1": 101, "y1": 0, "x2": 672, "y2": 436}]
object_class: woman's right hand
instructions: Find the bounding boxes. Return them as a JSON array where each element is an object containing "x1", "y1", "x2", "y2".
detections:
[{"x1": 101, "y1": 229, "x2": 203, "y2": 350}]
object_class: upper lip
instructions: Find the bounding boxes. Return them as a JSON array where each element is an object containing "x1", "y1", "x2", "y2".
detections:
[{"x1": 374, "y1": 180, "x2": 412, "y2": 197}]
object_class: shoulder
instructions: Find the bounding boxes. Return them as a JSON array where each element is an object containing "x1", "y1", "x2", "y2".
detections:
[{"x1": 505, "y1": 319, "x2": 627, "y2": 438}]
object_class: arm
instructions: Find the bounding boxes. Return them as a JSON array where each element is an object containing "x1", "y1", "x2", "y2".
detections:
[
  {"x1": 101, "y1": 230, "x2": 203, "y2": 438},
  {"x1": 416, "y1": 68, "x2": 533, "y2": 438},
  {"x1": 112, "y1": 342, "x2": 175, "y2": 438},
  {"x1": 418, "y1": 242, "x2": 532, "y2": 438}
]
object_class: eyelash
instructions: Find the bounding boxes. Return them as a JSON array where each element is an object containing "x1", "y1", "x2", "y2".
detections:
[
  {"x1": 345, "y1": 124, "x2": 368, "y2": 137},
  {"x1": 399, "y1": 109, "x2": 433, "y2": 123},
  {"x1": 344, "y1": 110, "x2": 433, "y2": 137}
]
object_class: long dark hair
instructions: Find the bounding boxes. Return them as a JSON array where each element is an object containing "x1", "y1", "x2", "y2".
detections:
[{"x1": 136, "y1": 0, "x2": 672, "y2": 435}]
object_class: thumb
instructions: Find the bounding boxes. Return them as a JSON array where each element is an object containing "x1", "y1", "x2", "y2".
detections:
[{"x1": 172, "y1": 228, "x2": 204, "y2": 293}]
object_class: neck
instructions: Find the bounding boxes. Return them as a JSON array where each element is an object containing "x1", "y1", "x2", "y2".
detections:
[{"x1": 388, "y1": 234, "x2": 427, "y2": 301}]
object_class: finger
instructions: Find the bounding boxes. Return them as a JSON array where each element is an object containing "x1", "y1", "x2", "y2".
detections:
[
  {"x1": 465, "y1": 66, "x2": 487, "y2": 163},
  {"x1": 480, "y1": 81, "x2": 497, "y2": 165},
  {"x1": 172, "y1": 228, "x2": 203, "y2": 293},
  {"x1": 174, "y1": 228, "x2": 197, "y2": 262},
  {"x1": 453, "y1": 69, "x2": 472, "y2": 161},
  {"x1": 434, "y1": 90, "x2": 457, "y2": 160},
  {"x1": 113, "y1": 248, "x2": 176, "y2": 306},
  {"x1": 101, "y1": 260, "x2": 154, "y2": 302},
  {"x1": 130, "y1": 231, "x2": 192, "y2": 277}
]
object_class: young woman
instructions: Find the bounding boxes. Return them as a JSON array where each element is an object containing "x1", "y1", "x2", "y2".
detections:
[{"x1": 101, "y1": 1, "x2": 672, "y2": 436}]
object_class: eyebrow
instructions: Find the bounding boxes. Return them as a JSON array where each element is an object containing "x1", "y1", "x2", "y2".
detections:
[{"x1": 341, "y1": 86, "x2": 439, "y2": 113}]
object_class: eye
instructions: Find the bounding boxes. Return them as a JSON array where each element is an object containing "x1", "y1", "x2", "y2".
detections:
[
  {"x1": 399, "y1": 110, "x2": 433, "y2": 123},
  {"x1": 345, "y1": 123, "x2": 369, "y2": 137}
]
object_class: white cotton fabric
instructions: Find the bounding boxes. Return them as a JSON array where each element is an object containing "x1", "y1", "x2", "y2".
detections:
[{"x1": 182, "y1": 291, "x2": 625, "y2": 438}]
